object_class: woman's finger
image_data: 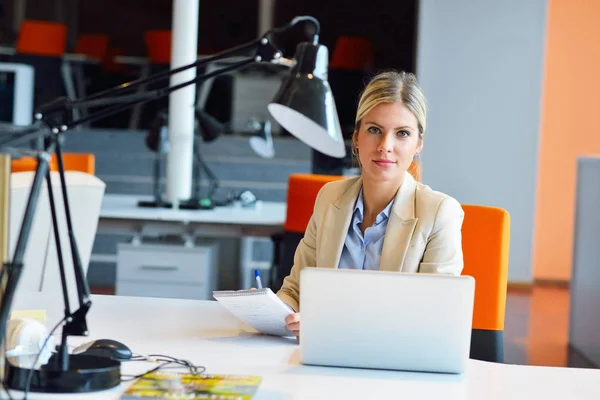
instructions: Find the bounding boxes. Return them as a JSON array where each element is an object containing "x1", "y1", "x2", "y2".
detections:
[
  {"x1": 286, "y1": 322, "x2": 300, "y2": 330},
  {"x1": 285, "y1": 313, "x2": 300, "y2": 324}
]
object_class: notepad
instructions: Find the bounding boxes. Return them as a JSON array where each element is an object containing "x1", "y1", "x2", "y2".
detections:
[{"x1": 213, "y1": 288, "x2": 294, "y2": 337}]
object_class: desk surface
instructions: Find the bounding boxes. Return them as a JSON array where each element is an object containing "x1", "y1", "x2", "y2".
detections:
[
  {"x1": 100, "y1": 193, "x2": 286, "y2": 226},
  {"x1": 10, "y1": 293, "x2": 600, "y2": 400}
]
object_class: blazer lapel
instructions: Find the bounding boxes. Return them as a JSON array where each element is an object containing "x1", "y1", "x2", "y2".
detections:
[
  {"x1": 318, "y1": 177, "x2": 362, "y2": 269},
  {"x1": 379, "y1": 172, "x2": 419, "y2": 272}
]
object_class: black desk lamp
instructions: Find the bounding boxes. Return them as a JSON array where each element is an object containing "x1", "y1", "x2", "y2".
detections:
[{"x1": 0, "y1": 15, "x2": 345, "y2": 395}]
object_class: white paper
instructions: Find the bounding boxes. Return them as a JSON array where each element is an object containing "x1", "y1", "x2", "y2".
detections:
[{"x1": 213, "y1": 288, "x2": 294, "y2": 337}]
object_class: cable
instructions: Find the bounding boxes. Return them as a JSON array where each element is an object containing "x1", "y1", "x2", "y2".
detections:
[{"x1": 120, "y1": 354, "x2": 206, "y2": 382}]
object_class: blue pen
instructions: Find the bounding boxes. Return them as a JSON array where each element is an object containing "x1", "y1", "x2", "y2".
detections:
[{"x1": 254, "y1": 269, "x2": 263, "y2": 289}]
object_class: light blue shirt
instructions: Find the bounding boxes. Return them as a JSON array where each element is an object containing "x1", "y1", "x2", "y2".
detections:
[{"x1": 338, "y1": 189, "x2": 394, "y2": 270}]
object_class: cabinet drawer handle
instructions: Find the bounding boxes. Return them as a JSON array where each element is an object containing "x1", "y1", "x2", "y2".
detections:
[{"x1": 140, "y1": 265, "x2": 179, "y2": 272}]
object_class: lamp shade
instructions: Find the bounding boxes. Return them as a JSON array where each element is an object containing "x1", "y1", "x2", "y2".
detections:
[
  {"x1": 195, "y1": 109, "x2": 224, "y2": 142},
  {"x1": 268, "y1": 42, "x2": 346, "y2": 158}
]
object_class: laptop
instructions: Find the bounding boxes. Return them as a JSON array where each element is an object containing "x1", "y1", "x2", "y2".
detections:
[{"x1": 299, "y1": 268, "x2": 475, "y2": 374}]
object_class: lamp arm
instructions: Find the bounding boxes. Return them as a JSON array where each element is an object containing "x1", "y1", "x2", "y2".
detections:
[
  {"x1": 0, "y1": 57, "x2": 257, "y2": 149},
  {"x1": 2, "y1": 15, "x2": 321, "y2": 147},
  {"x1": 36, "y1": 14, "x2": 319, "y2": 119},
  {"x1": 268, "y1": 15, "x2": 320, "y2": 44},
  {"x1": 66, "y1": 58, "x2": 256, "y2": 112},
  {"x1": 0, "y1": 143, "x2": 54, "y2": 366},
  {"x1": 37, "y1": 38, "x2": 263, "y2": 118}
]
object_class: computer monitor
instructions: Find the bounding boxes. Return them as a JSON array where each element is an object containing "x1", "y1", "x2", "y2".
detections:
[
  {"x1": 9, "y1": 171, "x2": 106, "y2": 303},
  {"x1": 0, "y1": 62, "x2": 34, "y2": 126}
]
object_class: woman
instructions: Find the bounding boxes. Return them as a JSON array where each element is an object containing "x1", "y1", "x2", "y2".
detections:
[{"x1": 276, "y1": 70, "x2": 465, "y2": 338}]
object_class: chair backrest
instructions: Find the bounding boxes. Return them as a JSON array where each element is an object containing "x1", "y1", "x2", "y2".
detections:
[
  {"x1": 330, "y1": 36, "x2": 373, "y2": 71},
  {"x1": 9, "y1": 171, "x2": 106, "y2": 302},
  {"x1": 74, "y1": 34, "x2": 109, "y2": 60},
  {"x1": 10, "y1": 157, "x2": 42, "y2": 173},
  {"x1": 11, "y1": 153, "x2": 95, "y2": 175},
  {"x1": 284, "y1": 173, "x2": 346, "y2": 233},
  {"x1": 408, "y1": 160, "x2": 421, "y2": 182},
  {"x1": 16, "y1": 20, "x2": 67, "y2": 57},
  {"x1": 52, "y1": 153, "x2": 96, "y2": 175},
  {"x1": 460, "y1": 204, "x2": 510, "y2": 362},
  {"x1": 145, "y1": 30, "x2": 172, "y2": 64}
]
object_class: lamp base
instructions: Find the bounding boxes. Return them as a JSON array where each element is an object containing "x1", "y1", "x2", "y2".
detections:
[
  {"x1": 137, "y1": 199, "x2": 173, "y2": 208},
  {"x1": 179, "y1": 197, "x2": 215, "y2": 210},
  {"x1": 4, "y1": 354, "x2": 121, "y2": 393}
]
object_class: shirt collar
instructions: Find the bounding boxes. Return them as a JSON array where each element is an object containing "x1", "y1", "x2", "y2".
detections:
[{"x1": 354, "y1": 189, "x2": 394, "y2": 225}]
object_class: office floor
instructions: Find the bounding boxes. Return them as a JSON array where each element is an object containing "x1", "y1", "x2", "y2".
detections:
[
  {"x1": 504, "y1": 285, "x2": 596, "y2": 368},
  {"x1": 90, "y1": 284, "x2": 597, "y2": 369}
]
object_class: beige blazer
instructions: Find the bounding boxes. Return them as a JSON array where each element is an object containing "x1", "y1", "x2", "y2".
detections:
[{"x1": 276, "y1": 171, "x2": 465, "y2": 312}]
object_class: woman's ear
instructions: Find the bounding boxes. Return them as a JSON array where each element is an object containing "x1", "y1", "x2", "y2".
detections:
[{"x1": 416, "y1": 137, "x2": 424, "y2": 155}]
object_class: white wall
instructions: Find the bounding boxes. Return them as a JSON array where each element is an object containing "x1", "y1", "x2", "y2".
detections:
[{"x1": 416, "y1": 0, "x2": 548, "y2": 283}]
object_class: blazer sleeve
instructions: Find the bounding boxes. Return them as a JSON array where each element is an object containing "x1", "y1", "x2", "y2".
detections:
[
  {"x1": 275, "y1": 189, "x2": 323, "y2": 312},
  {"x1": 418, "y1": 197, "x2": 465, "y2": 275}
]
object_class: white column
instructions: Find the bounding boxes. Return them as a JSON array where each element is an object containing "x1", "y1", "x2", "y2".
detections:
[
  {"x1": 258, "y1": 0, "x2": 275, "y2": 36},
  {"x1": 166, "y1": 0, "x2": 200, "y2": 206}
]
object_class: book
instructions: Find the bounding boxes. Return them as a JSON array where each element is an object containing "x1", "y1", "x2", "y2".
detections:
[
  {"x1": 121, "y1": 372, "x2": 261, "y2": 399},
  {"x1": 213, "y1": 288, "x2": 294, "y2": 337}
]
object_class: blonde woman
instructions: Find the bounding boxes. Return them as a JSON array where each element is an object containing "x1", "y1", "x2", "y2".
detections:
[{"x1": 277, "y1": 71, "x2": 465, "y2": 338}]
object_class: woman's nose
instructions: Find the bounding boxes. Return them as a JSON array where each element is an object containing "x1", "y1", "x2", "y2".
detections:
[{"x1": 377, "y1": 134, "x2": 393, "y2": 152}]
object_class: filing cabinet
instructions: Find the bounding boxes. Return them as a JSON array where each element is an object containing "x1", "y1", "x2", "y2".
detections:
[{"x1": 116, "y1": 241, "x2": 218, "y2": 300}]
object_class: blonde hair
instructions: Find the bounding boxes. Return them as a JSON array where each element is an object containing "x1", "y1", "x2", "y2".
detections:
[{"x1": 354, "y1": 70, "x2": 427, "y2": 137}]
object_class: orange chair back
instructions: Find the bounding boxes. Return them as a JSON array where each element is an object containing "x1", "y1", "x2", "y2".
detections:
[
  {"x1": 408, "y1": 160, "x2": 421, "y2": 182},
  {"x1": 460, "y1": 204, "x2": 510, "y2": 331},
  {"x1": 145, "y1": 30, "x2": 172, "y2": 64},
  {"x1": 330, "y1": 36, "x2": 373, "y2": 71},
  {"x1": 16, "y1": 20, "x2": 67, "y2": 57},
  {"x1": 53, "y1": 153, "x2": 95, "y2": 175},
  {"x1": 284, "y1": 174, "x2": 345, "y2": 233},
  {"x1": 11, "y1": 153, "x2": 95, "y2": 175},
  {"x1": 11, "y1": 157, "x2": 50, "y2": 173},
  {"x1": 74, "y1": 34, "x2": 109, "y2": 60}
]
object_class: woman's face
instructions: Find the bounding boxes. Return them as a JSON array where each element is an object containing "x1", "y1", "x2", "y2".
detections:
[{"x1": 354, "y1": 102, "x2": 423, "y2": 185}]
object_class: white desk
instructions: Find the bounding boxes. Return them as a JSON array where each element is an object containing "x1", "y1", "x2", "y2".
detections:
[
  {"x1": 98, "y1": 194, "x2": 287, "y2": 289},
  {"x1": 9, "y1": 293, "x2": 600, "y2": 400}
]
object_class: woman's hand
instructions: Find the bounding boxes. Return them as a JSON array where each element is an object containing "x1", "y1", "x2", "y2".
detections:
[{"x1": 285, "y1": 313, "x2": 300, "y2": 339}]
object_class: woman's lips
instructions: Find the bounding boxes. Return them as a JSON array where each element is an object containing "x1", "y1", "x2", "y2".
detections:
[{"x1": 373, "y1": 160, "x2": 396, "y2": 167}]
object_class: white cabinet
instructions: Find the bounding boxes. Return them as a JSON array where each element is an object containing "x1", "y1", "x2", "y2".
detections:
[{"x1": 116, "y1": 241, "x2": 218, "y2": 300}]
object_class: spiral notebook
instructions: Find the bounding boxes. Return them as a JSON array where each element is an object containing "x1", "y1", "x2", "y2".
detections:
[{"x1": 213, "y1": 288, "x2": 294, "y2": 337}]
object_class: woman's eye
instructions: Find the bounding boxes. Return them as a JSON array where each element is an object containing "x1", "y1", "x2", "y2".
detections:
[
  {"x1": 367, "y1": 126, "x2": 380, "y2": 134},
  {"x1": 397, "y1": 130, "x2": 410, "y2": 137}
]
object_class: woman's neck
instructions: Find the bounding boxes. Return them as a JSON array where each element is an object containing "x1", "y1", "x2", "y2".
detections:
[{"x1": 361, "y1": 177, "x2": 403, "y2": 222}]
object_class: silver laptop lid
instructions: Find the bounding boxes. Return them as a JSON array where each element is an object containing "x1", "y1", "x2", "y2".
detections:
[{"x1": 299, "y1": 268, "x2": 475, "y2": 374}]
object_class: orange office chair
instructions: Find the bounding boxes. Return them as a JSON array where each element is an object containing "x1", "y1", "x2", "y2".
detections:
[
  {"x1": 52, "y1": 153, "x2": 96, "y2": 175},
  {"x1": 330, "y1": 36, "x2": 373, "y2": 71},
  {"x1": 10, "y1": 157, "x2": 44, "y2": 173},
  {"x1": 270, "y1": 173, "x2": 346, "y2": 290},
  {"x1": 11, "y1": 153, "x2": 95, "y2": 175},
  {"x1": 74, "y1": 34, "x2": 109, "y2": 60},
  {"x1": 16, "y1": 20, "x2": 67, "y2": 57},
  {"x1": 14, "y1": 20, "x2": 68, "y2": 108},
  {"x1": 460, "y1": 204, "x2": 510, "y2": 362},
  {"x1": 144, "y1": 30, "x2": 172, "y2": 65}
]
